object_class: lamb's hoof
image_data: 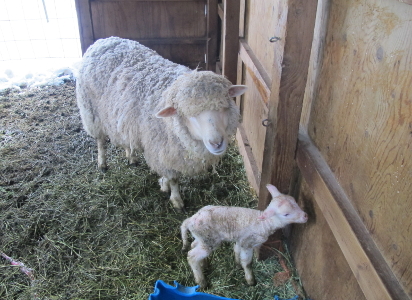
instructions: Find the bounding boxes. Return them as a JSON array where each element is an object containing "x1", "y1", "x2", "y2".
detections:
[
  {"x1": 246, "y1": 278, "x2": 257, "y2": 286},
  {"x1": 198, "y1": 280, "x2": 208, "y2": 289},
  {"x1": 129, "y1": 162, "x2": 139, "y2": 168},
  {"x1": 99, "y1": 165, "x2": 108, "y2": 173}
]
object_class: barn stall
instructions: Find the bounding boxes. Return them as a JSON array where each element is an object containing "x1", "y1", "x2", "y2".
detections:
[
  {"x1": 1, "y1": 0, "x2": 410, "y2": 299},
  {"x1": 75, "y1": 0, "x2": 412, "y2": 299}
]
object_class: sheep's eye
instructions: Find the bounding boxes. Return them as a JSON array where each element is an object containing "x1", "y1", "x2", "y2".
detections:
[{"x1": 284, "y1": 214, "x2": 290, "y2": 217}]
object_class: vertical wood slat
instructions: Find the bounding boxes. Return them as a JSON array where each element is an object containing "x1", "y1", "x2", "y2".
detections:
[
  {"x1": 221, "y1": 0, "x2": 240, "y2": 84},
  {"x1": 258, "y1": 0, "x2": 318, "y2": 208},
  {"x1": 296, "y1": 131, "x2": 409, "y2": 300},
  {"x1": 206, "y1": 0, "x2": 218, "y2": 71},
  {"x1": 75, "y1": 0, "x2": 94, "y2": 54}
]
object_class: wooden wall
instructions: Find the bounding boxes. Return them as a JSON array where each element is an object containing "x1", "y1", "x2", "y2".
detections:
[
  {"x1": 75, "y1": 0, "x2": 218, "y2": 70},
  {"x1": 290, "y1": 0, "x2": 412, "y2": 299}
]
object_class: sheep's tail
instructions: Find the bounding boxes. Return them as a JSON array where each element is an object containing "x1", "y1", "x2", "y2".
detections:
[{"x1": 181, "y1": 218, "x2": 191, "y2": 251}]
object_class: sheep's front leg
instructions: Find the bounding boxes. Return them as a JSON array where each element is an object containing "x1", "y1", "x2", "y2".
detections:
[
  {"x1": 239, "y1": 247, "x2": 256, "y2": 286},
  {"x1": 159, "y1": 177, "x2": 170, "y2": 192},
  {"x1": 97, "y1": 138, "x2": 107, "y2": 171},
  {"x1": 169, "y1": 179, "x2": 184, "y2": 212},
  {"x1": 187, "y1": 244, "x2": 211, "y2": 288},
  {"x1": 159, "y1": 177, "x2": 184, "y2": 211}
]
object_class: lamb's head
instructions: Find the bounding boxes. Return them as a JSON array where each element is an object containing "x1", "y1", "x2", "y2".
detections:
[
  {"x1": 156, "y1": 71, "x2": 247, "y2": 155},
  {"x1": 258, "y1": 184, "x2": 308, "y2": 224}
]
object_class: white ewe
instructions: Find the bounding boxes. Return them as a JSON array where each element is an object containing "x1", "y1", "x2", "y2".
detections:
[
  {"x1": 76, "y1": 37, "x2": 247, "y2": 211},
  {"x1": 181, "y1": 184, "x2": 308, "y2": 288}
]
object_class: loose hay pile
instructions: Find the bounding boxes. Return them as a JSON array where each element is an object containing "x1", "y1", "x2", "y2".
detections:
[{"x1": 0, "y1": 82, "x2": 303, "y2": 300}]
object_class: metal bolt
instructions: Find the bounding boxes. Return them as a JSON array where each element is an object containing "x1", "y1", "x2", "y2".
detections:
[
  {"x1": 262, "y1": 119, "x2": 271, "y2": 127},
  {"x1": 269, "y1": 36, "x2": 281, "y2": 43}
]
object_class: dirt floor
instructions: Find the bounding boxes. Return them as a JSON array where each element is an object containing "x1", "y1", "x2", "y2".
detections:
[{"x1": 0, "y1": 82, "x2": 304, "y2": 300}]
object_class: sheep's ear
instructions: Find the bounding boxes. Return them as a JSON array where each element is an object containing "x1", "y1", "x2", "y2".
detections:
[
  {"x1": 155, "y1": 106, "x2": 176, "y2": 118},
  {"x1": 228, "y1": 85, "x2": 248, "y2": 97},
  {"x1": 266, "y1": 184, "x2": 282, "y2": 198}
]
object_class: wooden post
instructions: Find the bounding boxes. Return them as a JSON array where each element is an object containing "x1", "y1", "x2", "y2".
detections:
[
  {"x1": 221, "y1": 0, "x2": 240, "y2": 84},
  {"x1": 257, "y1": 0, "x2": 318, "y2": 258},
  {"x1": 74, "y1": 0, "x2": 94, "y2": 55},
  {"x1": 206, "y1": 0, "x2": 218, "y2": 71}
]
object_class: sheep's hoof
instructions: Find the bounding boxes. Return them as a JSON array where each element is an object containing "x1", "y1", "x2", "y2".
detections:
[
  {"x1": 174, "y1": 206, "x2": 187, "y2": 214},
  {"x1": 99, "y1": 165, "x2": 108, "y2": 173},
  {"x1": 129, "y1": 162, "x2": 139, "y2": 168},
  {"x1": 198, "y1": 280, "x2": 208, "y2": 289}
]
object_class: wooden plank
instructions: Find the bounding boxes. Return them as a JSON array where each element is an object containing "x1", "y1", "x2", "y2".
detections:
[
  {"x1": 238, "y1": 39, "x2": 270, "y2": 106},
  {"x1": 75, "y1": 0, "x2": 94, "y2": 54},
  {"x1": 221, "y1": 0, "x2": 240, "y2": 84},
  {"x1": 206, "y1": 0, "x2": 218, "y2": 71},
  {"x1": 296, "y1": 131, "x2": 409, "y2": 300},
  {"x1": 236, "y1": 125, "x2": 260, "y2": 193},
  {"x1": 300, "y1": 0, "x2": 330, "y2": 130},
  {"x1": 290, "y1": 180, "x2": 367, "y2": 300},
  {"x1": 91, "y1": 1, "x2": 206, "y2": 40},
  {"x1": 258, "y1": 0, "x2": 318, "y2": 209}
]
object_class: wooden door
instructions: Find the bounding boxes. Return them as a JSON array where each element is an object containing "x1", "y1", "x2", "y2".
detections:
[
  {"x1": 75, "y1": 0, "x2": 218, "y2": 70},
  {"x1": 236, "y1": 0, "x2": 317, "y2": 207}
]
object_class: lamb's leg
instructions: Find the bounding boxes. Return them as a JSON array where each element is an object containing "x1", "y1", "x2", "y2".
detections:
[
  {"x1": 97, "y1": 138, "x2": 107, "y2": 171},
  {"x1": 187, "y1": 244, "x2": 211, "y2": 288},
  {"x1": 234, "y1": 243, "x2": 242, "y2": 269},
  {"x1": 169, "y1": 179, "x2": 184, "y2": 212},
  {"x1": 239, "y1": 247, "x2": 256, "y2": 286}
]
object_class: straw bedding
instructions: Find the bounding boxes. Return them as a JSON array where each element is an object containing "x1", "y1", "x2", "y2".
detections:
[{"x1": 0, "y1": 81, "x2": 303, "y2": 300}]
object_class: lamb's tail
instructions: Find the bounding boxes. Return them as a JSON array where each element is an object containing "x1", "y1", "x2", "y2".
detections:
[{"x1": 181, "y1": 218, "x2": 191, "y2": 252}]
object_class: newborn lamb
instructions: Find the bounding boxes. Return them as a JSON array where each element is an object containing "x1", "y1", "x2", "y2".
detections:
[{"x1": 181, "y1": 184, "x2": 308, "y2": 288}]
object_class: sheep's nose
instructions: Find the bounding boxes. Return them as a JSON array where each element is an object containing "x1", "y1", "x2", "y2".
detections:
[{"x1": 210, "y1": 139, "x2": 223, "y2": 149}]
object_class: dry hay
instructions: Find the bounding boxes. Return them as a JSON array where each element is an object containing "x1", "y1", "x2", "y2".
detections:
[{"x1": 0, "y1": 82, "x2": 304, "y2": 300}]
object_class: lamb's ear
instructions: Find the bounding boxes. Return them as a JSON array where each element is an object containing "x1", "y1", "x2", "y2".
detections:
[
  {"x1": 258, "y1": 206, "x2": 277, "y2": 221},
  {"x1": 266, "y1": 184, "x2": 282, "y2": 198},
  {"x1": 155, "y1": 106, "x2": 176, "y2": 118},
  {"x1": 228, "y1": 85, "x2": 248, "y2": 97}
]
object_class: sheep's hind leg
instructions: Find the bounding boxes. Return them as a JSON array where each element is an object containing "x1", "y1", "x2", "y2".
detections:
[
  {"x1": 187, "y1": 244, "x2": 211, "y2": 288},
  {"x1": 125, "y1": 148, "x2": 139, "y2": 166},
  {"x1": 239, "y1": 247, "x2": 256, "y2": 286},
  {"x1": 97, "y1": 138, "x2": 107, "y2": 172}
]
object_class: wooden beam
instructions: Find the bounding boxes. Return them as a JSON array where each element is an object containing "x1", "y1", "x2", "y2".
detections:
[
  {"x1": 296, "y1": 131, "x2": 409, "y2": 300},
  {"x1": 221, "y1": 0, "x2": 240, "y2": 84},
  {"x1": 258, "y1": 0, "x2": 318, "y2": 209},
  {"x1": 206, "y1": 0, "x2": 218, "y2": 71},
  {"x1": 136, "y1": 37, "x2": 209, "y2": 45},
  {"x1": 236, "y1": 125, "x2": 260, "y2": 193},
  {"x1": 93, "y1": 0, "x2": 205, "y2": 2},
  {"x1": 238, "y1": 39, "x2": 270, "y2": 108},
  {"x1": 75, "y1": 0, "x2": 94, "y2": 54},
  {"x1": 218, "y1": 2, "x2": 224, "y2": 20}
]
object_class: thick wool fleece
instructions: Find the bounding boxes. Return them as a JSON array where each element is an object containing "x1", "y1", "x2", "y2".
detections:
[{"x1": 76, "y1": 37, "x2": 240, "y2": 178}]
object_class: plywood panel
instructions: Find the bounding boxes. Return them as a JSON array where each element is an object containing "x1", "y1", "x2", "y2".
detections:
[
  {"x1": 91, "y1": 1, "x2": 206, "y2": 39},
  {"x1": 149, "y1": 44, "x2": 206, "y2": 69},
  {"x1": 244, "y1": 0, "x2": 277, "y2": 80},
  {"x1": 308, "y1": 0, "x2": 412, "y2": 296},
  {"x1": 290, "y1": 179, "x2": 367, "y2": 300}
]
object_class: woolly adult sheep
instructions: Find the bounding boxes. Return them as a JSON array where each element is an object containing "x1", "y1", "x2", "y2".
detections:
[{"x1": 76, "y1": 37, "x2": 247, "y2": 211}]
